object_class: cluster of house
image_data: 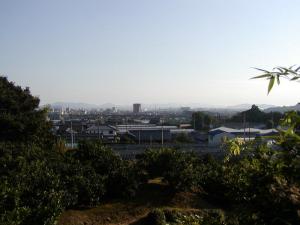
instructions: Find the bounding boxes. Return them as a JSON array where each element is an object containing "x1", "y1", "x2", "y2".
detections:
[
  {"x1": 53, "y1": 120, "x2": 201, "y2": 145},
  {"x1": 208, "y1": 126, "x2": 278, "y2": 146},
  {"x1": 52, "y1": 119, "x2": 280, "y2": 147}
]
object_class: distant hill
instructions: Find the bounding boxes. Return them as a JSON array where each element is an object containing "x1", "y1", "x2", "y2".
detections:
[
  {"x1": 49, "y1": 102, "x2": 109, "y2": 110},
  {"x1": 50, "y1": 102, "x2": 100, "y2": 109},
  {"x1": 226, "y1": 104, "x2": 277, "y2": 111},
  {"x1": 264, "y1": 103, "x2": 300, "y2": 113},
  {"x1": 99, "y1": 103, "x2": 116, "y2": 109}
]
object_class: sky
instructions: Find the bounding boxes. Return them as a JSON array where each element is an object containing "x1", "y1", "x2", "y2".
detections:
[{"x1": 0, "y1": 0, "x2": 300, "y2": 107}]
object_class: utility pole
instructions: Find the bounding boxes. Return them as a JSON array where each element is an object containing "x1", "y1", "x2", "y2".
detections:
[
  {"x1": 161, "y1": 119, "x2": 164, "y2": 146},
  {"x1": 193, "y1": 114, "x2": 196, "y2": 130},
  {"x1": 243, "y1": 113, "x2": 246, "y2": 142},
  {"x1": 138, "y1": 130, "x2": 141, "y2": 145},
  {"x1": 71, "y1": 121, "x2": 74, "y2": 148},
  {"x1": 98, "y1": 117, "x2": 100, "y2": 140},
  {"x1": 272, "y1": 111, "x2": 274, "y2": 129},
  {"x1": 248, "y1": 124, "x2": 250, "y2": 141}
]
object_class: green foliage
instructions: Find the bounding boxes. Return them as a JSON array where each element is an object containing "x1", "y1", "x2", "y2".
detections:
[
  {"x1": 57, "y1": 157, "x2": 106, "y2": 207},
  {"x1": 0, "y1": 144, "x2": 66, "y2": 225},
  {"x1": 138, "y1": 148, "x2": 200, "y2": 191},
  {"x1": 72, "y1": 140, "x2": 143, "y2": 198},
  {"x1": 147, "y1": 209, "x2": 166, "y2": 225},
  {"x1": 195, "y1": 69, "x2": 300, "y2": 224},
  {"x1": 144, "y1": 209, "x2": 243, "y2": 225},
  {"x1": 0, "y1": 76, "x2": 54, "y2": 147},
  {"x1": 192, "y1": 112, "x2": 214, "y2": 131},
  {"x1": 0, "y1": 180, "x2": 30, "y2": 225},
  {"x1": 198, "y1": 131, "x2": 300, "y2": 224},
  {"x1": 229, "y1": 104, "x2": 283, "y2": 128},
  {"x1": 0, "y1": 76, "x2": 143, "y2": 224},
  {"x1": 222, "y1": 138, "x2": 243, "y2": 159},
  {"x1": 252, "y1": 65, "x2": 300, "y2": 94},
  {"x1": 0, "y1": 140, "x2": 144, "y2": 224}
]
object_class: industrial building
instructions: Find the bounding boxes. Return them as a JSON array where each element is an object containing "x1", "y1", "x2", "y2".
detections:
[{"x1": 208, "y1": 126, "x2": 278, "y2": 146}]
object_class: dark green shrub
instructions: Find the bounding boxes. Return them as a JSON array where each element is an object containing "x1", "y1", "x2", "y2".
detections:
[
  {"x1": 147, "y1": 209, "x2": 166, "y2": 225},
  {"x1": 0, "y1": 180, "x2": 30, "y2": 225},
  {"x1": 106, "y1": 161, "x2": 142, "y2": 198},
  {"x1": 0, "y1": 154, "x2": 66, "y2": 225},
  {"x1": 69, "y1": 140, "x2": 142, "y2": 198},
  {"x1": 0, "y1": 76, "x2": 54, "y2": 147},
  {"x1": 137, "y1": 148, "x2": 201, "y2": 191},
  {"x1": 61, "y1": 159, "x2": 106, "y2": 207},
  {"x1": 164, "y1": 209, "x2": 180, "y2": 222},
  {"x1": 197, "y1": 138, "x2": 300, "y2": 225}
]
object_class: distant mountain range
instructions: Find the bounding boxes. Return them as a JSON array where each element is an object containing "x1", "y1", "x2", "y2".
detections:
[
  {"x1": 264, "y1": 103, "x2": 300, "y2": 113},
  {"x1": 49, "y1": 102, "x2": 110, "y2": 110}
]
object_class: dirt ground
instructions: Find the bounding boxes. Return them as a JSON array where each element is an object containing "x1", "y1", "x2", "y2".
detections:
[{"x1": 57, "y1": 179, "x2": 217, "y2": 225}]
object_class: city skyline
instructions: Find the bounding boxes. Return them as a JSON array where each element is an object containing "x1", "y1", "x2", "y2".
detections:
[{"x1": 1, "y1": 0, "x2": 300, "y2": 106}]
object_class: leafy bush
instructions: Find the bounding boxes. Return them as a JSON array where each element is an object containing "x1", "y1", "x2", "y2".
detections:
[
  {"x1": 0, "y1": 145, "x2": 66, "y2": 225},
  {"x1": 164, "y1": 209, "x2": 180, "y2": 222},
  {"x1": 146, "y1": 209, "x2": 166, "y2": 225},
  {"x1": 71, "y1": 140, "x2": 143, "y2": 198},
  {"x1": 57, "y1": 157, "x2": 106, "y2": 207},
  {"x1": 197, "y1": 126, "x2": 300, "y2": 224},
  {"x1": 144, "y1": 209, "x2": 239, "y2": 225},
  {"x1": 137, "y1": 148, "x2": 201, "y2": 191}
]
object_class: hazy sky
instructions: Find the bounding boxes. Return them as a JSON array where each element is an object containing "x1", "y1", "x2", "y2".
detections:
[{"x1": 1, "y1": 0, "x2": 300, "y2": 106}]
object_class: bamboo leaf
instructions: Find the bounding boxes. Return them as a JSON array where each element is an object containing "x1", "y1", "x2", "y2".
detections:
[
  {"x1": 278, "y1": 67, "x2": 289, "y2": 75},
  {"x1": 287, "y1": 69, "x2": 297, "y2": 75},
  {"x1": 289, "y1": 65, "x2": 296, "y2": 70},
  {"x1": 268, "y1": 76, "x2": 275, "y2": 94},
  {"x1": 251, "y1": 74, "x2": 271, "y2": 79},
  {"x1": 290, "y1": 76, "x2": 300, "y2": 81},
  {"x1": 274, "y1": 67, "x2": 284, "y2": 73},
  {"x1": 252, "y1": 67, "x2": 270, "y2": 73}
]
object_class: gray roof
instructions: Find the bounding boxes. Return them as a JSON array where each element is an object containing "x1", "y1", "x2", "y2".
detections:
[
  {"x1": 116, "y1": 125, "x2": 177, "y2": 132},
  {"x1": 86, "y1": 125, "x2": 116, "y2": 131},
  {"x1": 209, "y1": 126, "x2": 278, "y2": 137}
]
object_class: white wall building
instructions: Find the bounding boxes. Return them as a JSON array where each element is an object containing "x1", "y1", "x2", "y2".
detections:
[
  {"x1": 86, "y1": 125, "x2": 117, "y2": 137},
  {"x1": 208, "y1": 126, "x2": 278, "y2": 146}
]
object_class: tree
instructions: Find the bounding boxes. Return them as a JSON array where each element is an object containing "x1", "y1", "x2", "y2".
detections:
[
  {"x1": 0, "y1": 76, "x2": 53, "y2": 146},
  {"x1": 230, "y1": 104, "x2": 283, "y2": 128},
  {"x1": 230, "y1": 105, "x2": 265, "y2": 123},
  {"x1": 192, "y1": 112, "x2": 214, "y2": 131}
]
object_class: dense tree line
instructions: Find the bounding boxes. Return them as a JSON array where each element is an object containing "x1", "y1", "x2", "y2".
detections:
[
  {"x1": 191, "y1": 105, "x2": 285, "y2": 131},
  {"x1": 229, "y1": 104, "x2": 283, "y2": 128}
]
